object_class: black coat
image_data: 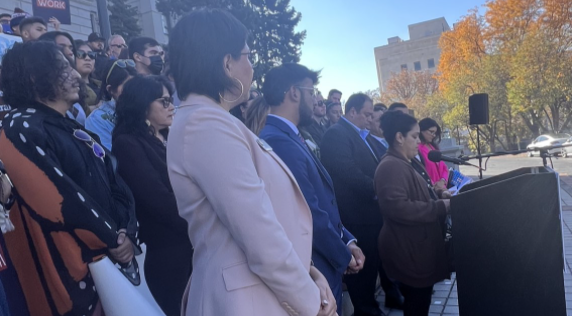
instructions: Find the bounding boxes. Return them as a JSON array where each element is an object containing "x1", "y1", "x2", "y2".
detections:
[
  {"x1": 320, "y1": 118, "x2": 382, "y2": 226},
  {"x1": 112, "y1": 132, "x2": 192, "y2": 316}
]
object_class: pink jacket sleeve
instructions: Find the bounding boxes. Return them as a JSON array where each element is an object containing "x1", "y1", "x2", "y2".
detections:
[{"x1": 418, "y1": 144, "x2": 449, "y2": 185}]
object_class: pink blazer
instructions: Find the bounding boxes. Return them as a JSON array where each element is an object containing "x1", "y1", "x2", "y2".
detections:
[
  {"x1": 167, "y1": 95, "x2": 320, "y2": 316},
  {"x1": 418, "y1": 144, "x2": 449, "y2": 185}
]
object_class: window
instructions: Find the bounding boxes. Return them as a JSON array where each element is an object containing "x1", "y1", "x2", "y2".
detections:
[
  {"x1": 400, "y1": 64, "x2": 408, "y2": 71},
  {"x1": 414, "y1": 61, "x2": 421, "y2": 71},
  {"x1": 428, "y1": 58, "x2": 435, "y2": 69}
]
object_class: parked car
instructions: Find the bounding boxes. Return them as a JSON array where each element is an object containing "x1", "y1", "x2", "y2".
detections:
[
  {"x1": 561, "y1": 137, "x2": 572, "y2": 157},
  {"x1": 527, "y1": 133, "x2": 570, "y2": 157}
]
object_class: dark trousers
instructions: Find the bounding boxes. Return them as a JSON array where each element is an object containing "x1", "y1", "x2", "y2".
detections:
[
  {"x1": 145, "y1": 244, "x2": 193, "y2": 316},
  {"x1": 344, "y1": 224, "x2": 401, "y2": 316},
  {"x1": 399, "y1": 284, "x2": 434, "y2": 316}
]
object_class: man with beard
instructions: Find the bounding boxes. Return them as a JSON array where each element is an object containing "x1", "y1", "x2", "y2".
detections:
[{"x1": 257, "y1": 63, "x2": 364, "y2": 316}]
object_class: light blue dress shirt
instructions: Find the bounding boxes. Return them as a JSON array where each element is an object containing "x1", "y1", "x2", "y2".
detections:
[{"x1": 341, "y1": 117, "x2": 375, "y2": 156}]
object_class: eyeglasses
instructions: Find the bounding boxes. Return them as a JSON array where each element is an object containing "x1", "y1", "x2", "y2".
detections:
[
  {"x1": 76, "y1": 50, "x2": 97, "y2": 60},
  {"x1": 73, "y1": 129, "x2": 106, "y2": 160},
  {"x1": 105, "y1": 59, "x2": 135, "y2": 83},
  {"x1": 155, "y1": 96, "x2": 174, "y2": 108},
  {"x1": 425, "y1": 130, "x2": 438, "y2": 136},
  {"x1": 110, "y1": 44, "x2": 127, "y2": 49},
  {"x1": 294, "y1": 86, "x2": 318, "y2": 97},
  {"x1": 316, "y1": 100, "x2": 326, "y2": 107},
  {"x1": 241, "y1": 52, "x2": 254, "y2": 63}
]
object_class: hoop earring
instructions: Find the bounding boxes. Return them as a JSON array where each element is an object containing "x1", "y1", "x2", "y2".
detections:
[{"x1": 219, "y1": 77, "x2": 244, "y2": 104}]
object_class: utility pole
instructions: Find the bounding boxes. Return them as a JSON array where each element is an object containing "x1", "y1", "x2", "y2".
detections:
[{"x1": 96, "y1": 0, "x2": 112, "y2": 39}]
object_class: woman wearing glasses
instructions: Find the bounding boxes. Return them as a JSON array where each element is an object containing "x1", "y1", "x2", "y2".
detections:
[
  {"x1": 0, "y1": 40, "x2": 137, "y2": 316},
  {"x1": 112, "y1": 76, "x2": 192, "y2": 316},
  {"x1": 85, "y1": 59, "x2": 137, "y2": 150},
  {"x1": 169, "y1": 9, "x2": 335, "y2": 316},
  {"x1": 417, "y1": 118, "x2": 449, "y2": 190},
  {"x1": 74, "y1": 40, "x2": 100, "y2": 108}
]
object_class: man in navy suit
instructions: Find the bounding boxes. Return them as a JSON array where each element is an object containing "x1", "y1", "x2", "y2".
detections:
[{"x1": 258, "y1": 63, "x2": 365, "y2": 315}]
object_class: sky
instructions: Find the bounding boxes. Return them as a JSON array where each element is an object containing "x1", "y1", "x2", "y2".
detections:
[{"x1": 288, "y1": 0, "x2": 488, "y2": 98}]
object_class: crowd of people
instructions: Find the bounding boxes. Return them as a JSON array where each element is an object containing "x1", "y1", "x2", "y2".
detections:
[{"x1": 0, "y1": 7, "x2": 454, "y2": 316}]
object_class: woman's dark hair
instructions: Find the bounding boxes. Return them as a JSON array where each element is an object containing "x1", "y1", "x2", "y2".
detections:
[
  {"x1": 38, "y1": 31, "x2": 77, "y2": 61},
  {"x1": 419, "y1": 117, "x2": 442, "y2": 149},
  {"x1": 99, "y1": 59, "x2": 138, "y2": 101},
  {"x1": 326, "y1": 101, "x2": 341, "y2": 113},
  {"x1": 113, "y1": 75, "x2": 174, "y2": 140},
  {"x1": 230, "y1": 88, "x2": 260, "y2": 122},
  {"x1": 169, "y1": 8, "x2": 249, "y2": 102},
  {"x1": 380, "y1": 110, "x2": 418, "y2": 148},
  {"x1": 74, "y1": 39, "x2": 89, "y2": 50},
  {"x1": 1, "y1": 41, "x2": 71, "y2": 106}
]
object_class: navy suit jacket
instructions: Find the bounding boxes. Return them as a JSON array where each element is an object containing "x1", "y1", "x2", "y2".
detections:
[{"x1": 260, "y1": 115, "x2": 354, "y2": 285}]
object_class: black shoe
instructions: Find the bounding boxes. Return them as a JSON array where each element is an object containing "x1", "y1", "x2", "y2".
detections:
[{"x1": 384, "y1": 296, "x2": 404, "y2": 310}]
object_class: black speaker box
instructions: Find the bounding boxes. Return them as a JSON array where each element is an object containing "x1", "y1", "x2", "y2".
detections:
[{"x1": 468, "y1": 93, "x2": 489, "y2": 125}]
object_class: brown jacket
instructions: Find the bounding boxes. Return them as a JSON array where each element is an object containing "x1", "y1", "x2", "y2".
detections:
[{"x1": 375, "y1": 149, "x2": 449, "y2": 288}]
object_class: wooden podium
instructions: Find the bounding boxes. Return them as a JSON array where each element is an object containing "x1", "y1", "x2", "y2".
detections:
[{"x1": 451, "y1": 167, "x2": 566, "y2": 316}]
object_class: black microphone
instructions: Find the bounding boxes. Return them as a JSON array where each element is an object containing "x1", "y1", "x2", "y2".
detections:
[{"x1": 428, "y1": 150, "x2": 482, "y2": 170}]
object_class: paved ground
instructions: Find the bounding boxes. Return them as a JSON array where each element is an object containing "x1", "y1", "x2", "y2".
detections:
[{"x1": 343, "y1": 156, "x2": 572, "y2": 316}]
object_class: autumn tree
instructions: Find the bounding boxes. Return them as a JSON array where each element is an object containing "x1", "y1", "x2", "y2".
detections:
[
  {"x1": 380, "y1": 70, "x2": 439, "y2": 119},
  {"x1": 439, "y1": 0, "x2": 572, "y2": 152}
]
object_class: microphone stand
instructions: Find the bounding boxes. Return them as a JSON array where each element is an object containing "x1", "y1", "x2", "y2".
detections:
[{"x1": 476, "y1": 125, "x2": 483, "y2": 179}]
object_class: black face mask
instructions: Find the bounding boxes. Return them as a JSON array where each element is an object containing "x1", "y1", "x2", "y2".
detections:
[{"x1": 148, "y1": 55, "x2": 164, "y2": 75}]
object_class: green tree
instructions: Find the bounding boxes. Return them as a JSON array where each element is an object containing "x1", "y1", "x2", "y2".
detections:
[
  {"x1": 156, "y1": 0, "x2": 306, "y2": 87},
  {"x1": 108, "y1": 0, "x2": 142, "y2": 42}
]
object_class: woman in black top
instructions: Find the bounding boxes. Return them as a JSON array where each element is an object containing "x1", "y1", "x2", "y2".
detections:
[
  {"x1": 112, "y1": 75, "x2": 192, "y2": 316},
  {"x1": 0, "y1": 40, "x2": 136, "y2": 316}
]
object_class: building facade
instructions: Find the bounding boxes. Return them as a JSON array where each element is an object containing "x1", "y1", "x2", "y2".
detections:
[
  {"x1": 1, "y1": 0, "x2": 168, "y2": 45},
  {"x1": 374, "y1": 17, "x2": 450, "y2": 92}
]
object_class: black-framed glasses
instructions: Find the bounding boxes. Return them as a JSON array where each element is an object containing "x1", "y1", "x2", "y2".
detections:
[
  {"x1": 76, "y1": 50, "x2": 97, "y2": 60},
  {"x1": 105, "y1": 59, "x2": 135, "y2": 83},
  {"x1": 425, "y1": 130, "x2": 437, "y2": 136},
  {"x1": 241, "y1": 52, "x2": 254, "y2": 63},
  {"x1": 155, "y1": 96, "x2": 174, "y2": 108},
  {"x1": 316, "y1": 100, "x2": 326, "y2": 107},
  {"x1": 73, "y1": 129, "x2": 105, "y2": 160}
]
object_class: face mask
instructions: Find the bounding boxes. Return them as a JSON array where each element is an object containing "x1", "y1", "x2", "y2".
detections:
[
  {"x1": 148, "y1": 55, "x2": 164, "y2": 75},
  {"x1": 1, "y1": 24, "x2": 12, "y2": 34}
]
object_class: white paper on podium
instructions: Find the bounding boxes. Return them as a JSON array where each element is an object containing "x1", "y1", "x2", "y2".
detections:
[{"x1": 89, "y1": 244, "x2": 165, "y2": 316}]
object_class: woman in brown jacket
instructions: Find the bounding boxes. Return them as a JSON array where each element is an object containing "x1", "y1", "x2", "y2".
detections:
[{"x1": 374, "y1": 110, "x2": 451, "y2": 316}]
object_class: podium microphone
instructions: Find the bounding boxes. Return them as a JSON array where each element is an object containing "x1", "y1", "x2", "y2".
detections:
[{"x1": 428, "y1": 150, "x2": 483, "y2": 170}]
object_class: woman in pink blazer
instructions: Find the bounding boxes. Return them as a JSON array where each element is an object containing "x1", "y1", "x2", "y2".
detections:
[
  {"x1": 418, "y1": 118, "x2": 449, "y2": 191},
  {"x1": 167, "y1": 9, "x2": 336, "y2": 316}
]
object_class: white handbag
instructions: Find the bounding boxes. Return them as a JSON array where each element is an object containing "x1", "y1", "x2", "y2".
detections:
[{"x1": 89, "y1": 244, "x2": 165, "y2": 316}]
